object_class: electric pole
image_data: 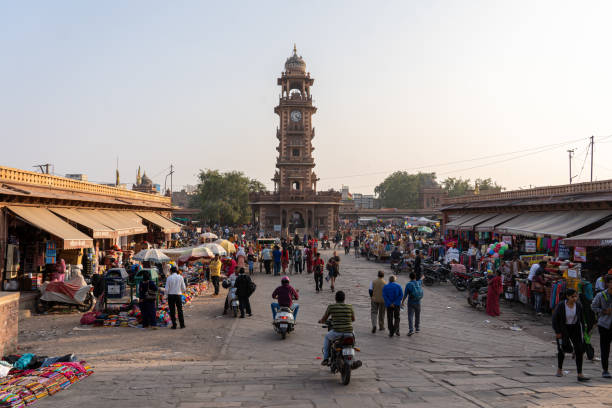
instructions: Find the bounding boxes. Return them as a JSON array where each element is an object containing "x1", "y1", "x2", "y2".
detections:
[
  {"x1": 567, "y1": 149, "x2": 574, "y2": 184},
  {"x1": 590, "y1": 135, "x2": 594, "y2": 182},
  {"x1": 33, "y1": 164, "x2": 52, "y2": 174}
]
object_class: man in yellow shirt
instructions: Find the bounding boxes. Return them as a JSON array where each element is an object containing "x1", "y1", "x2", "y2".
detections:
[{"x1": 209, "y1": 254, "x2": 222, "y2": 295}]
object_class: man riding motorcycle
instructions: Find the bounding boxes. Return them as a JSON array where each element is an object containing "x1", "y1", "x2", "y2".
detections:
[
  {"x1": 318, "y1": 290, "x2": 355, "y2": 366},
  {"x1": 271, "y1": 276, "x2": 299, "y2": 320}
]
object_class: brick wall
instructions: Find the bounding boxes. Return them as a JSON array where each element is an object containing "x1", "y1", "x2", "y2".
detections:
[{"x1": 0, "y1": 292, "x2": 19, "y2": 356}]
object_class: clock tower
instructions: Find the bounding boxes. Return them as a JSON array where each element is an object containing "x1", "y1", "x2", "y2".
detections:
[{"x1": 250, "y1": 46, "x2": 341, "y2": 237}]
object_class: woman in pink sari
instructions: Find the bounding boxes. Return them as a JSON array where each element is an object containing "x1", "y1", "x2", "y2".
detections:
[{"x1": 486, "y1": 270, "x2": 503, "y2": 317}]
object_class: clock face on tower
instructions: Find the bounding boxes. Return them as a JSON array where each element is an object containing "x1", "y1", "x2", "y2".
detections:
[{"x1": 290, "y1": 110, "x2": 302, "y2": 122}]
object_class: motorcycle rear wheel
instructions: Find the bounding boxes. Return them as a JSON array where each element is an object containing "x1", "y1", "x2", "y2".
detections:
[
  {"x1": 232, "y1": 307, "x2": 238, "y2": 318},
  {"x1": 35, "y1": 296, "x2": 48, "y2": 314},
  {"x1": 341, "y1": 364, "x2": 351, "y2": 385},
  {"x1": 455, "y1": 283, "x2": 467, "y2": 291},
  {"x1": 424, "y1": 276, "x2": 435, "y2": 286},
  {"x1": 281, "y1": 331, "x2": 286, "y2": 340},
  {"x1": 77, "y1": 294, "x2": 94, "y2": 313}
]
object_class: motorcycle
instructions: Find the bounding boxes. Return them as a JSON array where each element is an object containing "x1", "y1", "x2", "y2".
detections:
[
  {"x1": 422, "y1": 263, "x2": 451, "y2": 286},
  {"x1": 322, "y1": 320, "x2": 362, "y2": 385},
  {"x1": 449, "y1": 265, "x2": 471, "y2": 291},
  {"x1": 273, "y1": 305, "x2": 296, "y2": 339},
  {"x1": 322, "y1": 239, "x2": 331, "y2": 250},
  {"x1": 503, "y1": 275, "x2": 516, "y2": 303},
  {"x1": 467, "y1": 276, "x2": 488, "y2": 310},
  {"x1": 36, "y1": 281, "x2": 94, "y2": 313}
]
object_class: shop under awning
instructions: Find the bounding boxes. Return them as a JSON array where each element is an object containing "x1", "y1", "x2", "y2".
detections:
[
  {"x1": 445, "y1": 214, "x2": 481, "y2": 230},
  {"x1": 457, "y1": 213, "x2": 499, "y2": 231},
  {"x1": 562, "y1": 219, "x2": 612, "y2": 247},
  {"x1": 475, "y1": 213, "x2": 520, "y2": 232},
  {"x1": 495, "y1": 211, "x2": 612, "y2": 237},
  {"x1": 136, "y1": 212, "x2": 181, "y2": 233},
  {"x1": 90, "y1": 210, "x2": 148, "y2": 236},
  {"x1": 7, "y1": 205, "x2": 93, "y2": 249},
  {"x1": 49, "y1": 208, "x2": 117, "y2": 239}
]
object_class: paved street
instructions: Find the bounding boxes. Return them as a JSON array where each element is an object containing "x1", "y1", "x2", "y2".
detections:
[{"x1": 26, "y1": 250, "x2": 612, "y2": 408}]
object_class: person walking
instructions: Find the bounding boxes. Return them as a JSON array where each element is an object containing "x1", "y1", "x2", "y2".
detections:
[
  {"x1": 532, "y1": 269, "x2": 546, "y2": 316},
  {"x1": 354, "y1": 236, "x2": 360, "y2": 258},
  {"x1": 402, "y1": 271, "x2": 424, "y2": 336},
  {"x1": 327, "y1": 251, "x2": 341, "y2": 292},
  {"x1": 262, "y1": 245, "x2": 272, "y2": 274},
  {"x1": 234, "y1": 268, "x2": 254, "y2": 318},
  {"x1": 313, "y1": 253, "x2": 325, "y2": 292},
  {"x1": 552, "y1": 288, "x2": 590, "y2": 381},
  {"x1": 486, "y1": 270, "x2": 503, "y2": 317},
  {"x1": 369, "y1": 270, "x2": 386, "y2": 333},
  {"x1": 591, "y1": 274, "x2": 612, "y2": 378},
  {"x1": 293, "y1": 246, "x2": 303, "y2": 274},
  {"x1": 247, "y1": 248, "x2": 256, "y2": 276},
  {"x1": 209, "y1": 254, "x2": 222, "y2": 296},
  {"x1": 138, "y1": 270, "x2": 158, "y2": 329},
  {"x1": 272, "y1": 245, "x2": 282, "y2": 276},
  {"x1": 305, "y1": 246, "x2": 313, "y2": 274},
  {"x1": 281, "y1": 247, "x2": 290, "y2": 275},
  {"x1": 382, "y1": 275, "x2": 403, "y2": 337},
  {"x1": 165, "y1": 266, "x2": 186, "y2": 329}
]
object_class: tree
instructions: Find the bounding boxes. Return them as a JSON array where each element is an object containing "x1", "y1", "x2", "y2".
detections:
[
  {"x1": 442, "y1": 177, "x2": 472, "y2": 197},
  {"x1": 190, "y1": 170, "x2": 267, "y2": 225},
  {"x1": 442, "y1": 177, "x2": 503, "y2": 197},
  {"x1": 248, "y1": 179, "x2": 267, "y2": 193},
  {"x1": 374, "y1": 172, "x2": 437, "y2": 208},
  {"x1": 475, "y1": 178, "x2": 503, "y2": 193}
]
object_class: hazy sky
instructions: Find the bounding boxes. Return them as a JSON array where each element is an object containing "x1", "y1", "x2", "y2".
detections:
[{"x1": 2, "y1": 1, "x2": 612, "y2": 194}]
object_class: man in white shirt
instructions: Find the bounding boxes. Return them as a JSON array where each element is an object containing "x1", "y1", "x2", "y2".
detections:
[
  {"x1": 166, "y1": 266, "x2": 186, "y2": 329},
  {"x1": 528, "y1": 261, "x2": 546, "y2": 282}
]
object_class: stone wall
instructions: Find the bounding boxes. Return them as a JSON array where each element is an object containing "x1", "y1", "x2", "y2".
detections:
[{"x1": 0, "y1": 292, "x2": 20, "y2": 356}]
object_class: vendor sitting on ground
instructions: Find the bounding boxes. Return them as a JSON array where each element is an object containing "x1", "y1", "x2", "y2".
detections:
[{"x1": 138, "y1": 270, "x2": 158, "y2": 329}]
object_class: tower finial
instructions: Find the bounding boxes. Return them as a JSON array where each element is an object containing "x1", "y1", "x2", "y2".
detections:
[{"x1": 293, "y1": 43, "x2": 297, "y2": 55}]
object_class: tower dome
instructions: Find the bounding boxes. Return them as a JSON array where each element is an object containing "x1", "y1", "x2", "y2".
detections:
[{"x1": 284, "y1": 44, "x2": 306, "y2": 73}]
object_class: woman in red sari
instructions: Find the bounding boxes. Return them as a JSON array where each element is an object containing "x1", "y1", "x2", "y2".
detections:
[{"x1": 486, "y1": 270, "x2": 503, "y2": 317}]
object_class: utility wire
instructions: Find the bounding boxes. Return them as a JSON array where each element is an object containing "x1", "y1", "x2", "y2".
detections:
[
  {"x1": 576, "y1": 141, "x2": 591, "y2": 180},
  {"x1": 320, "y1": 136, "x2": 589, "y2": 181}
]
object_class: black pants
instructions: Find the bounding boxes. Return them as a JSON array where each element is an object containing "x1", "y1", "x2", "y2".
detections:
[
  {"x1": 314, "y1": 273, "x2": 323, "y2": 292},
  {"x1": 211, "y1": 276, "x2": 220, "y2": 295},
  {"x1": 387, "y1": 305, "x2": 400, "y2": 335},
  {"x1": 599, "y1": 325, "x2": 612, "y2": 372},
  {"x1": 264, "y1": 260, "x2": 272, "y2": 274},
  {"x1": 344, "y1": 246, "x2": 350, "y2": 255},
  {"x1": 168, "y1": 294, "x2": 185, "y2": 328},
  {"x1": 294, "y1": 261, "x2": 302, "y2": 274},
  {"x1": 238, "y1": 296, "x2": 251, "y2": 317},
  {"x1": 557, "y1": 323, "x2": 583, "y2": 374}
]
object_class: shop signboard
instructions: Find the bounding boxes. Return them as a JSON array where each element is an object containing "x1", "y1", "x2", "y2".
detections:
[
  {"x1": 502, "y1": 235, "x2": 512, "y2": 245},
  {"x1": 558, "y1": 243, "x2": 570, "y2": 260},
  {"x1": 574, "y1": 246, "x2": 587, "y2": 262},
  {"x1": 520, "y1": 254, "x2": 548, "y2": 266},
  {"x1": 525, "y1": 239, "x2": 536, "y2": 253},
  {"x1": 273, "y1": 224, "x2": 281, "y2": 232}
]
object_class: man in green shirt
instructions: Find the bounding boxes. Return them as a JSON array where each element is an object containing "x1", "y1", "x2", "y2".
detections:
[{"x1": 318, "y1": 290, "x2": 355, "y2": 365}]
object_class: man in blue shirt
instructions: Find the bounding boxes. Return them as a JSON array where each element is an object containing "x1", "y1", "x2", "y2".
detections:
[
  {"x1": 272, "y1": 245, "x2": 282, "y2": 276},
  {"x1": 382, "y1": 275, "x2": 403, "y2": 337},
  {"x1": 402, "y1": 272, "x2": 424, "y2": 336}
]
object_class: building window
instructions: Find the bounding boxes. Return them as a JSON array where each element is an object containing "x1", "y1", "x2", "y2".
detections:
[
  {"x1": 292, "y1": 148, "x2": 300, "y2": 157},
  {"x1": 292, "y1": 181, "x2": 301, "y2": 190}
]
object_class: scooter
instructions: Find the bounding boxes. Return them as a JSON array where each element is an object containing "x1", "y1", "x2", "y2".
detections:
[
  {"x1": 273, "y1": 306, "x2": 296, "y2": 339},
  {"x1": 36, "y1": 281, "x2": 94, "y2": 313},
  {"x1": 322, "y1": 320, "x2": 362, "y2": 385},
  {"x1": 467, "y1": 276, "x2": 488, "y2": 310},
  {"x1": 228, "y1": 286, "x2": 239, "y2": 317}
]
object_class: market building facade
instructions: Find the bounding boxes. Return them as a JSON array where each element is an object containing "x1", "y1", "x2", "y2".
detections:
[
  {"x1": 0, "y1": 166, "x2": 180, "y2": 293},
  {"x1": 440, "y1": 179, "x2": 612, "y2": 280},
  {"x1": 249, "y1": 46, "x2": 341, "y2": 238}
]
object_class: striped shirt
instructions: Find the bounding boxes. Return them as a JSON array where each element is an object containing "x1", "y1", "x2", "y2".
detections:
[{"x1": 325, "y1": 303, "x2": 354, "y2": 333}]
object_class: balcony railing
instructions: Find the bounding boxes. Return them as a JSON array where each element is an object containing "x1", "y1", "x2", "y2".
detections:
[
  {"x1": 0, "y1": 166, "x2": 171, "y2": 205},
  {"x1": 442, "y1": 179, "x2": 612, "y2": 205}
]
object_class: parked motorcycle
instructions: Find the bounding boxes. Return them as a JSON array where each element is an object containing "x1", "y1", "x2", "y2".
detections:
[
  {"x1": 322, "y1": 320, "x2": 362, "y2": 385},
  {"x1": 422, "y1": 263, "x2": 451, "y2": 286},
  {"x1": 449, "y1": 266, "x2": 472, "y2": 291},
  {"x1": 36, "y1": 281, "x2": 94, "y2": 313},
  {"x1": 273, "y1": 306, "x2": 296, "y2": 339},
  {"x1": 467, "y1": 276, "x2": 488, "y2": 310}
]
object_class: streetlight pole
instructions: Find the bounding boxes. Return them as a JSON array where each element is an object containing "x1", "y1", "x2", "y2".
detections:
[{"x1": 567, "y1": 149, "x2": 574, "y2": 184}]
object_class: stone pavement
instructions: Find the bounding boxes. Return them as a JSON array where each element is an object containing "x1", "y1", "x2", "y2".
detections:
[{"x1": 33, "y1": 250, "x2": 612, "y2": 407}]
